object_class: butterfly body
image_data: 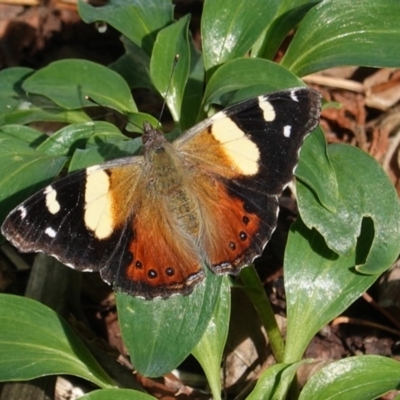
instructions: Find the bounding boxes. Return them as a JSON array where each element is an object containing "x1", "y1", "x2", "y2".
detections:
[{"x1": 2, "y1": 88, "x2": 321, "y2": 299}]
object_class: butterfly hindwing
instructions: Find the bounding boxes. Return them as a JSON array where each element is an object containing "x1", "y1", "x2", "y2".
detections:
[
  {"x1": 187, "y1": 176, "x2": 279, "y2": 274},
  {"x1": 104, "y1": 199, "x2": 204, "y2": 299}
]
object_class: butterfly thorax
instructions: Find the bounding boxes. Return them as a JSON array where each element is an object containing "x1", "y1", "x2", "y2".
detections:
[{"x1": 143, "y1": 123, "x2": 200, "y2": 237}]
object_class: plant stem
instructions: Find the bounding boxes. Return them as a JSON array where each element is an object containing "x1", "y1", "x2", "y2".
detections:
[{"x1": 240, "y1": 266, "x2": 285, "y2": 363}]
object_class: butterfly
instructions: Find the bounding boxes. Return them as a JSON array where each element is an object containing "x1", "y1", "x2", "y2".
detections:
[{"x1": 1, "y1": 87, "x2": 321, "y2": 299}]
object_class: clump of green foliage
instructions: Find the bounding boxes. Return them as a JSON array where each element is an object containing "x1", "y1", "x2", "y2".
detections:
[{"x1": 1, "y1": 1, "x2": 400, "y2": 399}]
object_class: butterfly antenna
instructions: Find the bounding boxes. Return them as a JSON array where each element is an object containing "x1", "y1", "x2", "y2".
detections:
[
  {"x1": 85, "y1": 96, "x2": 143, "y2": 132},
  {"x1": 157, "y1": 54, "x2": 180, "y2": 129}
]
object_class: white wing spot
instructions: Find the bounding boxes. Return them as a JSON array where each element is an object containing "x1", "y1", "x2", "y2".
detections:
[
  {"x1": 87, "y1": 165, "x2": 101, "y2": 173},
  {"x1": 84, "y1": 168, "x2": 114, "y2": 239},
  {"x1": 45, "y1": 227, "x2": 57, "y2": 238},
  {"x1": 283, "y1": 125, "x2": 292, "y2": 138},
  {"x1": 210, "y1": 114, "x2": 260, "y2": 176},
  {"x1": 257, "y1": 97, "x2": 276, "y2": 121},
  {"x1": 44, "y1": 185, "x2": 60, "y2": 214},
  {"x1": 290, "y1": 90, "x2": 299, "y2": 102},
  {"x1": 17, "y1": 206, "x2": 27, "y2": 219}
]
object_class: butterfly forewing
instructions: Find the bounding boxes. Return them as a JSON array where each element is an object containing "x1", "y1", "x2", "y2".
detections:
[{"x1": 2, "y1": 159, "x2": 140, "y2": 272}]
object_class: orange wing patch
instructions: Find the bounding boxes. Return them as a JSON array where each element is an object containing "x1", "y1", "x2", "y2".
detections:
[
  {"x1": 177, "y1": 126, "x2": 246, "y2": 179},
  {"x1": 201, "y1": 184, "x2": 261, "y2": 274},
  {"x1": 123, "y1": 204, "x2": 204, "y2": 298}
]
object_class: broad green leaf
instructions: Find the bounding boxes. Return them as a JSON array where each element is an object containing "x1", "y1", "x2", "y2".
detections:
[
  {"x1": 252, "y1": 0, "x2": 321, "y2": 59},
  {"x1": 192, "y1": 276, "x2": 231, "y2": 400},
  {"x1": 202, "y1": 57, "x2": 311, "y2": 107},
  {"x1": 248, "y1": 361, "x2": 309, "y2": 400},
  {"x1": 201, "y1": 0, "x2": 279, "y2": 75},
  {"x1": 78, "y1": 0, "x2": 173, "y2": 56},
  {"x1": 0, "y1": 294, "x2": 114, "y2": 388},
  {"x1": 0, "y1": 68, "x2": 89, "y2": 124},
  {"x1": 202, "y1": 58, "x2": 305, "y2": 116},
  {"x1": 117, "y1": 269, "x2": 222, "y2": 377},
  {"x1": 110, "y1": 37, "x2": 152, "y2": 90},
  {"x1": 298, "y1": 144, "x2": 400, "y2": 274},
  {"x1": 2, "y1": 107, "x2": 90, "y2": 125},
  {"x1": 284, "y1": 218, "x2": 378, "y2": 363},
  {"x1": 0, "y1": 67, "x2": 33, "y2": 121},
  {"x1": 282, "y1": 0, "x2": 400, "y2": 76},
  {"x1": 150, "y1": 16, "x2": 191, "y2": 123},
  {"x1": 0, "y1": 134, "x2": 67, "y2": 225},
  {"x1": 37, "y1": 122, "x2": 122, "y2": 156},
  {"x1": 69, "y1": 134, "x2": 143, "y2": 171},
  {"x1": 299, "y1": 356, "x2": 400, "y2": 400},
  {"x1": 296, "y1": 128, "x2": 338, "y2": 212},
  {"x1": 80, "y1": 389, "x2": 155, "y2": 400},
  {"x1": 0, "y1": 125, "x2": 45, "y2": 146},
  {"x1": 179, "y1": 42, "x2": 204, "y2": 130},
  {"x1": 23, "y1": 60, "x2": 137, "y2": 114}
]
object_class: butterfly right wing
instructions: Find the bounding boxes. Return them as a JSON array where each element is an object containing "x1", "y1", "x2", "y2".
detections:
[{"x1": 175, "y1": 88, "x2": 321, "y2": 274}]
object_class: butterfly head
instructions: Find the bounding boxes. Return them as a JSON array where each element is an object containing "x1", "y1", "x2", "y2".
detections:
[{"x1": 142, "y1": 122, "x2": 166, "y2": 148}]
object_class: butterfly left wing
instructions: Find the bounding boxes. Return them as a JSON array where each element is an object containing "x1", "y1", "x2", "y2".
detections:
[
  {"x1": 175, "y1": 87, "x2": 321, "y2": 274},
  {"x1": 2, "y1": 154, "x2": 205, "y2": 299}
]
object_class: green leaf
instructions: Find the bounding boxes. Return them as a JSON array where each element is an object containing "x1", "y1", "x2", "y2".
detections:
[
  {"x1": 117, "y1": 269, "x2": 222, "y2": 377},
  {"x1": 150, "y1": 16, "x2": 191, "y2": 123},
  {"x1": 0, "y1": 67, "x2": 89, "y2": 125},
  {"x1": 80, "y1": 389, "x2": 155, "y2": 400},
  {"x1": 298, "y1": 144, "x2": 400, "y2": 274},
  {"x1": 0, "y1": 67, "x2": 33, "y2": 120},
  {"x1": 78, "y1": 0, "x2": 173, "y2": 56},
  {"x1": 110, "y1": 37, "x2": 152, "y2": 90},
  {"x1": 23, "y1": 60, "x2": 137, "y2": 114},
  {"x1": 0, "y1": 125, "x2": 46, "y2": 146},
  {"x1": 37, "y1": 122, "x2": 122, "y2": 157},
  {"x1": 284, "y1": 218, "x2": 378, "y2": 363},
  {"x1": 69, "y1": 134, "x2": 142, "y2": 171},
  {"x1": 252, "y1": 0, "x2": 321, "y2": 59},
  {"x1": 282, "y1": 0, "x2": 400, "y2": 76},
  {"x1": 201, "y1": 0, "x2": 279, "y2": 75},
  {"x1": 299, "y1": 356, "x2": 400, "y2": 400},
  {"x1": 0, "y1": 133, "x2": 67, "y2": 225},
  {"x1": 202, "y1": 58, "x2": 305, "y2": 118},
  {"x1": 3, "y1": 107, "x2": 90, "y2": 125},
  {"x1": 296, "y1": 128, "x2": 338, "y2": 212},
  {"x1": 248, "y1": 361, "x2": 309, "y2": 400},
  {"x1": 179, "y1": 43, "x2": 204, "y2": 130},
  {"x1": 192, "y1": 276, "x2": 231, "y2": 400},
  {"x1": 0, "y1": 294, "x2": 114, "y2": 388}
]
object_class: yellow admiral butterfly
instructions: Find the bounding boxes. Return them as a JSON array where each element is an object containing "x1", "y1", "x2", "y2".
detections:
[{"x1": 1, "y1": 88, "x2": 321, "y2": 299}]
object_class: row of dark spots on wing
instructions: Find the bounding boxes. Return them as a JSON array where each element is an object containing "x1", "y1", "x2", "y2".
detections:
[
  {"x1": 132, "y1": 257, "x2": 175, "y2": 280},
  {"x1": 227, "y1": 213, "x2": 250, "y2": 252},
  {"x1": 222, "y1": 173, "x2": 264, "y2": 268}
]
